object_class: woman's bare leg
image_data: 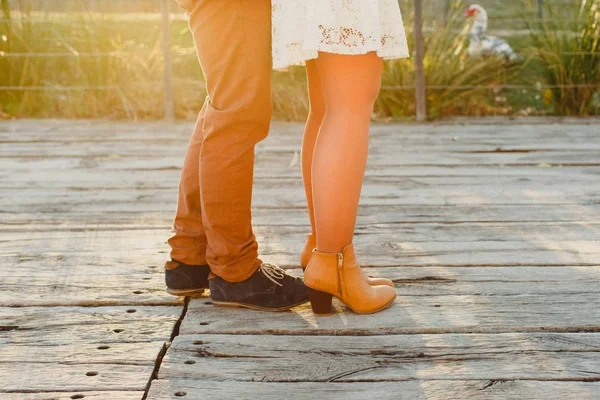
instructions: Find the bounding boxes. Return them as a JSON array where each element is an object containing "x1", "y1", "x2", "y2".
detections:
[
  {"x1": 312, "y1": 52, "x2": 383, "y2": 253},
  {"x1": 302, "y1": 60, "x2": 325, "y2": 236}
]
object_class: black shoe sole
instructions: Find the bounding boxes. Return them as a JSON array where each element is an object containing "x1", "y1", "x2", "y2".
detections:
[
  {"x1": 166, "y1": 287, "x2": 208, "y2": 297},
  {"x1": 211, "y1": 298, "x2": 309, "y2": 312}
]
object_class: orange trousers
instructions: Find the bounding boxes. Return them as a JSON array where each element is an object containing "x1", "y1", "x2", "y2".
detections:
[{"x1": 167, "y1": 0, "x2": 272, "y2": 282}]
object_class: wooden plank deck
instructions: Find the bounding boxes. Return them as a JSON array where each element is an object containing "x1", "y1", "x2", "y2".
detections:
[{"x1": 1, "y1": 120, "x2": 599, "y2": 399}]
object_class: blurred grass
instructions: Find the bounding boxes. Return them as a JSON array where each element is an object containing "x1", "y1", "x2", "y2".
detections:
[
  {"x1": 0, "y1": 0, "x2": 598, "y2": 120},
  {"x1": 377, "y1": 2, "x2": 523, "y2": 119},
  {"x1": 0, "y1": 10, "x2": 175, "y2": 119},
  {"x1": 527, "y1": 0, "x2": 600, "y2": 115}
]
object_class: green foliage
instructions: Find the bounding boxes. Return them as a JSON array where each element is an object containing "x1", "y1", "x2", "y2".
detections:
[
  {"x1": 377, "y1": 0, "x2": 522, "y2": 119},
  {"x1": 1, "y1": 0, "x2": 10, "y2": 21},
  {"x1": 527, "y1": 0, "x2": 600, "y2": 115},
  {"x1": 0, "y1": 1, "x2": 597, "y2": 120},
  {"x1": 0, "y1": 10, "x2": 168, "y2": 118}
]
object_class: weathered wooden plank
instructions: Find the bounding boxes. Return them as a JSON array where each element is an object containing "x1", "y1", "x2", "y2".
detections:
[
  {"x1": 0, "y1": 271, "x2": 181, "y2": 307},
  {"x1": 2, "y1": 182, "x2": 598, "y2": 213},
  {"x1": 0, "y1": 258, "x2": 166, "y2": 277},
  {"x1": 3, "y1": 174, "x2": 600, "y2": 196},
  {"x1": 146, "y1": 380, "x2": 600, "y2": 400},
  {"x1": 2, "y1": 228, "x2": 598, "y2": 268},
  {"x1": 159, "y1": 333, "x2": 600, "y2": 382},
  {"x1": 0, "y1": 306, "x2": 179, "y2": 392},
  {"x1": 2, "y1": 120, "x2": 599, "y2": 142},
  {"x1": 3, "y1": 264, "x2": 594, "y2": 283},
  {"x1": 181, "y1": 290, "x2": 600, "y2": 335},
  {"x1": 1, "y1": 340, "x2": 167, "y2": 364},
  {"x1": 5, "y1": 392, "x2": 144, "y2": 400},
  {"x1": 0, "y1": 363, "x2": 154, "y2": 392},
  {"x1": 4, "y1": 120, "x2": 599, "y2": 143},
  {"x1": 5, "y1": 125, "x2": 599, "y2": 148},
  {"x1": 4, "y1": 132, "x2": 600, "y2": 157},
  {"x1": 2, "y1": 119, "x2": 599, "y2": 398},
  {"x1": 313, "y1": 266, "x2": 600, "y2": 297},
  {"x1": 3, "y1": 204, "x2": 599, "y2": 229},
  {"x1": 4, "y1": 170, "x2": 600, "y2": 190},
  {"x1": 255, "y1": 229, "x2": 600, "y2": 267},
  {"x1": 3, "y1": 150, "x2": 600, "y2": 174},
  {"x1": 269, "y1": 242, "x2": 599, "y2": 269},
  {"x1": 4, "y1": 220, "x2": 600, "y2": 244},
  {"x1": 1, "y1": 321, "x2": 173, "y2": 346},
  {"x1": 3, "y1": 165, "x2": 600, "y2": 187},
  {"x1": 0, "y1": 216, "x2": 181, "y2": 306},
  {"x1": 3, "y1": 123, "x2": 600, "y2": 171},
  {"x1": 0, "y1": 306, "x2": 181, "y2": 332},
  {"x1": 3, "y1": 266, "x2": 599, "y2": 307}
]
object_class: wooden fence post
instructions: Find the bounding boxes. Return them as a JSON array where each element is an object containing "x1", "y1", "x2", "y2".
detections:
[
  {"x1": 414, "y1": 0, "x2": 427, "y2": 121},
  {"x1": 538, "y1": 0, "x2": 544, "y2": 20},
  {"x1": 161, "y1": 0, "x2": 175, "y2": 120}
]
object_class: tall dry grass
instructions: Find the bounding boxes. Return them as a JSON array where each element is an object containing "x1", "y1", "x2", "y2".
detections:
[
  {"x1": 0, "y1": 8, "x2": 169, "y2": 119},
  {"x1": 0, "y1": 0, "x2": 596, "y2": 120},
  {"x1": 377, "y1": 0, "x2": 522, "y2": 119},
  {"x1": 528, "y1": 0, "x2": 600, "y2": 115}
]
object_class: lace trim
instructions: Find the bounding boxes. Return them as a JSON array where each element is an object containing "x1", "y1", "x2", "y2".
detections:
[
  {"x1": 318, "y1": 25, "x2": 397, "y2": 48},
  {"x1": 271, "y1": 0, "x2": 410, "y2": 69}
]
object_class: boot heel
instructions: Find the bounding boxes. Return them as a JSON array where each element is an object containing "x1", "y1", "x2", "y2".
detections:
[{"x1": 306, "y1": 286, "x2": 333, "y2": 315}]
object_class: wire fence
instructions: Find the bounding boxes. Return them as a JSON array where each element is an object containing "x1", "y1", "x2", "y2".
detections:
[{"x1": 1, "y1": 0, "x2": 598, "y2": 120}]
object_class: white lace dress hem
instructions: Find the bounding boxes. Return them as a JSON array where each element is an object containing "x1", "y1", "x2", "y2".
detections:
[{"x1": 272, "y1": 0, "x2": 410, "y2": 70}]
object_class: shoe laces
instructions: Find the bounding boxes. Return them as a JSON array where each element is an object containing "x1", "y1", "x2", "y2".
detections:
[{"x1": 259, "y1": 262, "x2": 287, "y2": 287}]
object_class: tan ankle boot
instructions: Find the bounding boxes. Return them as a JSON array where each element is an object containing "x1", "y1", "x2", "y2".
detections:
[
  {"x1": 301, "y1": 234, "x2": 394, "y2": 287},
  {"x1": 304, "y1": 243, "x2": 396, "y2": 315}
]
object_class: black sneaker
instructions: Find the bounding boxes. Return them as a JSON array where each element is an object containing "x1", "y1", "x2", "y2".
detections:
[
  {"x1": 209, "y1": 263, "x2": 309, "y2": 312},
  {"x1": 164, "y1": 260, "x2": 210, "y2": 297}
]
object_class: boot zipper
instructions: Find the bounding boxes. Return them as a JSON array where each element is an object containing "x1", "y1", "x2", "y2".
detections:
[{"x1": 337, "y1": 252, "x2": 343, "y2": 296}]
